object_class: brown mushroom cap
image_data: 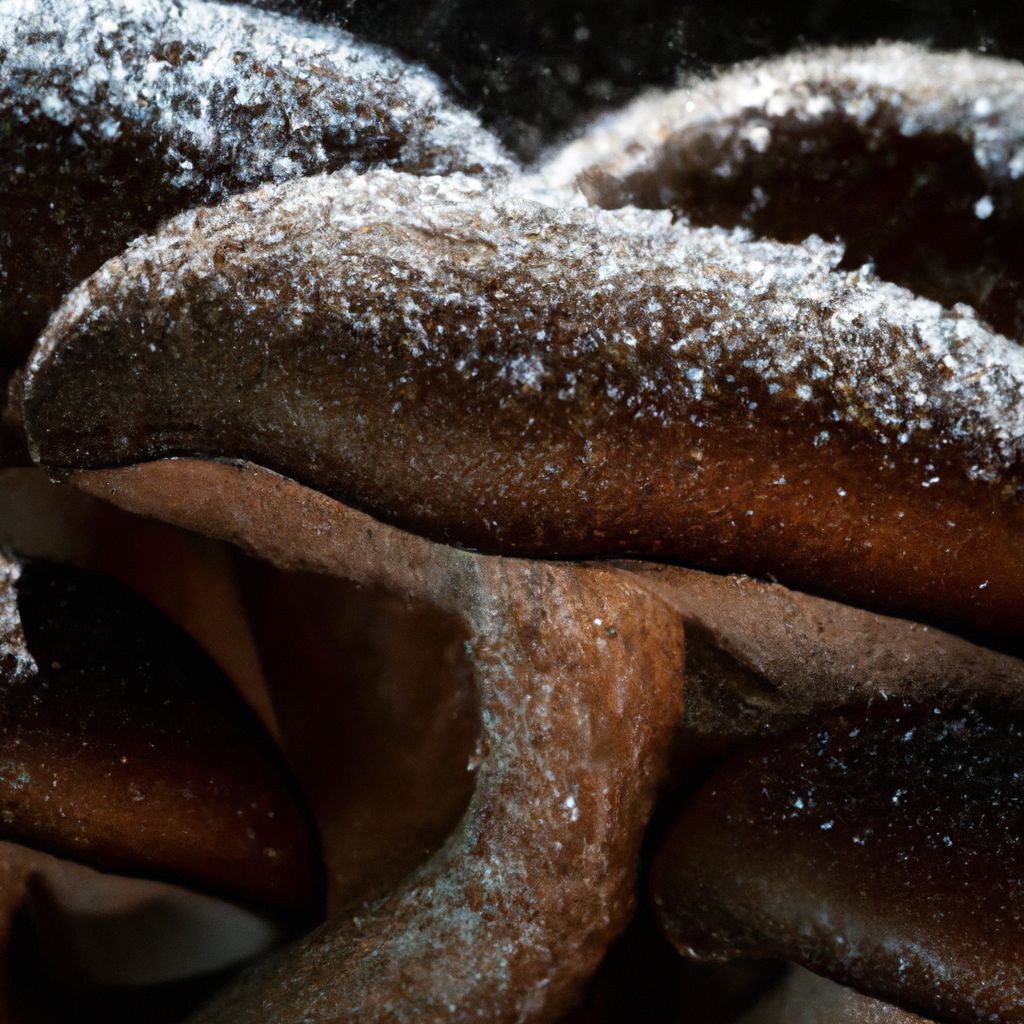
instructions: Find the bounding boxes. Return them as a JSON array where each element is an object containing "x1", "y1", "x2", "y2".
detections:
[
  {"x1": 22, "y1": 171, "x2": 1024, "y2": 641},
  {"x1": 0, "y1": 0, "x2": 511, "y2": 371},
  {"x1": 651, "y1": 697, "x2": 1024, "y2": 1023},
  {"x1": 542, "y1": 44, "x2": 1024, "y2": 341},
  {"x1": 0, "y1": 552, "x2": 321, "y2": 913}
]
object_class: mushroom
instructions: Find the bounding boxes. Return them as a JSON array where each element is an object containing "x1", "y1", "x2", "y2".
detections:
[
  {"x1": 22, "y1": 170, "x2": 1024, "y2": 640},
  {"x1": 63, "y1": 455, "x2": 1024, "y2": 1022},
  {"x1": 0, "y1": 0, "x2": 512, "y2": 462},
  {"x1": 540, "y1": 43, "x2": 1024, "y2": 341},
  {"x1": 652, "y1": 697, "x2": 1024, "y2": 1023}
]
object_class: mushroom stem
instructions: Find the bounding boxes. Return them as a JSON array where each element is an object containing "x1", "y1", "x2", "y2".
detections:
[{"x1": 75, "y1": 458, "x2": 683, "y2": 1023}]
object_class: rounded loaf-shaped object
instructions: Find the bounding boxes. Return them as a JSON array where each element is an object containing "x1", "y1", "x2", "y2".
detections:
[{"x1": 22, "y1": 170, "x2": 1024, "y2": 641}]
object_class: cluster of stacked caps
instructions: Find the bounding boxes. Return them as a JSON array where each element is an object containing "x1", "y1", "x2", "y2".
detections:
[{"x1": 0, "y1": 0, "x2": 1023, "y2": 1021}]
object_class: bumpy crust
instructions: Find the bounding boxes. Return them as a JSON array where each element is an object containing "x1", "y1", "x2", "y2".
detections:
[
  {"x1": 23, "y1": 170, "x2": 1024, "y2": 639},
  {"x1": 0, "y1": 0, "x2": 511, "y2": 367},
  {"x1": 73, "y1": 458, "x2": 682, "y2": 1023},
  {"x1": 651, "y1": 698, "x2": 1024, "y2": 1023},
  {"x1": 541, "y1": 44, "x2": 1024, "y2": 339}
]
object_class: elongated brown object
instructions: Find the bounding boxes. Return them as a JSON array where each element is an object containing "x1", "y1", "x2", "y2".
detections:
[
  {"x1": 542, "y1": 44, "x2": 1024, "y2": 340},
  {"x1": 23, "y1": 170, "x2": 1024, "y2": 639},
  {"x1": 651, "y1": 698, "x2": 1024, "y2": 1023},
  {"x1": 0, "y1": 552, "x2": 319, "y2": 912},
  {"x1": 69, "y1": 457, "x2": 683, "y2": 1023},
  {"x1": 0, "y1": 0, "x2": 511, "y2": 370}
]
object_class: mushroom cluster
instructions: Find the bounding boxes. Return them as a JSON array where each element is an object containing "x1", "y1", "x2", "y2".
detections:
[{"x1": 1, "y1": 2, "x2": 1022, "y2": 1021}]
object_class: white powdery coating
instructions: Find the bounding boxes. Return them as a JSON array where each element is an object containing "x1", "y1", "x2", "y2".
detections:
[
  {"x1": 45, "y1": 169, "x2": 1024, "y2": 479},
  {"x1": 539, "y1": 42, "x2": 1024, "y2": 191},
  {"x1": 0, "y1": 558, "x2": 37, "y2": 685},
  {"x1": 0, "y1": 0, "x2": 512, "y2": 195}
]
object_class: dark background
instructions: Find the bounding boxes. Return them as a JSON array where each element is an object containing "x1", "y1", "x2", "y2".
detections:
[{"x1": 266, "y1": 0, "x2": 1024, "y2": 158}]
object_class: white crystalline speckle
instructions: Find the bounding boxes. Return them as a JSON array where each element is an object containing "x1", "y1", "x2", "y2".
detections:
[
  {"x1": 39, "y1": 168, "x2": 1024, "y2": 481},
  {"x1": 539, "y1": 42, "x2": 1024, "y2": 191},
  {"x1": 0, "y1": 0, "x2": 512, "y2": 198},
  {"x1": 0, "y1": 559, "x2": 38, "y2": 684}
]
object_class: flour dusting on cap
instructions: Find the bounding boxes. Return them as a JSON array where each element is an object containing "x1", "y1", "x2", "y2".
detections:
[
  {"x1": 33, "y1": 169, "x2": 1024, "y2": 483},
  {"x1": 0, "y1": 0, "x2": 513, "y2": 198},
  {"x1": 540, "y1": 43, "x2": 1024, "y2": 192}
]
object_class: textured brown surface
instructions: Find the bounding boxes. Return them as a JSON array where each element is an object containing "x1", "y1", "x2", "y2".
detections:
[
  {"x1": 0, "y1": 470, "x2": 479, "y2": 918},
  {"x1": 7, "y1": 14, "x2": 1024, "y2": 1023},
  {"x1": 71, "y1": 457, "x2": 1024, "y2": 1021},
  {"x1": 70, "y1": 462, "x2": 679, "y2": 1024},
  {"x1": 0, "y1": 0, "x2": 510, "y2": 370},
  {"x1": 71, "y1": 458, "x2": 682, "y2": 1023},
  {"x1": 740, "y1": 967, "x2": 935, "y2": 1024},
  {"x1": 23, "y1": 171, "x2": 1024, "y2": 642},
  {"x1": 652, "y1": 698, "x2": 1024, "y2": 1023},
  {"x1": 544, "y1": 44, "x2": 1024, "y2": 341},
  {"x1": 0, "y1": 551, "x2": 319, "y2": 912}
]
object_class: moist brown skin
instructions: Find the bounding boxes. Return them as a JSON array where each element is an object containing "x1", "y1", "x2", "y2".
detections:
[
  {"x1": 0, "y1": 554, "x2": 321, "y2": 913},
  {"x1": 22, "y1": 175, "x2": 1024, "y2": 644},
  {"x1": 69, "y1": 458, "x2": 683, "y2": 1024},
  {"x1": 73, "y1": 460, "x2": 1024, "y2": 746},
  {"x1": 651, "y1": 698, "x2": 1024, "y2": 1024},
  {"x1": 65, "y1": 457, "x2": 1024, "y2": 1021},
  {"x1": 0, "y1": 468, "x2": 479, "y2": 912}
]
